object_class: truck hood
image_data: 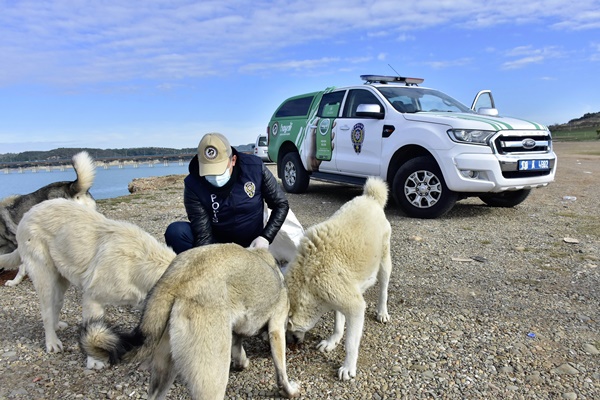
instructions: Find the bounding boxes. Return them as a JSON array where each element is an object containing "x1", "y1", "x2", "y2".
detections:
[{"x1": 403, "y1": 112, "x2": 548, "y2": 131}]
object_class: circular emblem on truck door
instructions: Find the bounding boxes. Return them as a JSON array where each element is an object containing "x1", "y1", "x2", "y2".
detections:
[
  {"x1": 318, "y1": 119, "x2": 330, "y2": 135},
  {"x1": 522, "y1": 138, "x2": 536, "y2": 149},
  {"x1": 351, "y1": 123, "x2": 365, "y2": 154}
]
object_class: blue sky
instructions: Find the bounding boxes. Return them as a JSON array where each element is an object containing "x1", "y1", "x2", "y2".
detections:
[{"x1": 1, "y1": 0, "x2": 599, "y2": 153}]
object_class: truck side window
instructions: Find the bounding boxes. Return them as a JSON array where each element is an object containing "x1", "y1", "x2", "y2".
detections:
[
  {"x1": 276, "y1": 95, "x2": 315, "y2": 118},
  {"x1": 343, "y1": 89, "x2": 382, "y2": 118},
  {"x1": 317, "y1": 91, "x2": 345, "y2": 118}
]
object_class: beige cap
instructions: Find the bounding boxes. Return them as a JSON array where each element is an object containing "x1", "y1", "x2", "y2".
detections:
[{"x1": 197, "y1": 133, "x2": 232, "y2": 176}]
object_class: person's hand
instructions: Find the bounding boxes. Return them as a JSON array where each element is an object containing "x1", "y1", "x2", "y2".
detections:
[{"x1": 249, "y1": 236, "x2": 269, "y2": 249}]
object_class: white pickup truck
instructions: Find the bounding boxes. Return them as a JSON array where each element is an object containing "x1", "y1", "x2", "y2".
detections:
[{"x1": 267, "y1": 75, "x2": 557, "y2": 218}]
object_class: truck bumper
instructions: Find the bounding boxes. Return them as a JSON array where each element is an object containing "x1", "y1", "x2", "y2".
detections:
[{"x1": 441, "y1": 151, "x2": 557, "y2": 193}]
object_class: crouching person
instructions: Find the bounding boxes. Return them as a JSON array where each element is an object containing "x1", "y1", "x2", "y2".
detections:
[{"x1": 165, "y1": 132, "x2": 292, "y2": 255}]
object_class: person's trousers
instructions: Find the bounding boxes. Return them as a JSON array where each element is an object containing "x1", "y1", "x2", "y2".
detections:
[{"x1": 164, "y1": 221, "x2": 195, "y2": 254}]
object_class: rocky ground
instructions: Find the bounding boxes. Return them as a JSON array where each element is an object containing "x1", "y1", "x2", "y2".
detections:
[{"x1": 0, "y1": 141, "x2": 599, "y2": 399}]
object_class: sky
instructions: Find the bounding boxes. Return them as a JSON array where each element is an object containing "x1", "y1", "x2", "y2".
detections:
[{"x1": 1, "y1": 0, "x2": 599, "y2": 153}]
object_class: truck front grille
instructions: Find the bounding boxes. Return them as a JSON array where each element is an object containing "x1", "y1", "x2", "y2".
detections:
[
  {"x1": 493, "y1": 131, "x2": 555, "y2": 179},
  {"x1": 494, "y1": 131, "x2": 552, "y2": 155}
]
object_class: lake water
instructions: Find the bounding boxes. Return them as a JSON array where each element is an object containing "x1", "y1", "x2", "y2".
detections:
[{"x1": 0, "y1": 161, "x2": 190, "y2": 200}]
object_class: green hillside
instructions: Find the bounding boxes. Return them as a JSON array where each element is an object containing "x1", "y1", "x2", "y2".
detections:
[
  {"x1": 549, "y1": 112, "x2": 600, "y2": 141},
  {"x1": 0, "y1": 143, "x2": 255, "y2": 163}
]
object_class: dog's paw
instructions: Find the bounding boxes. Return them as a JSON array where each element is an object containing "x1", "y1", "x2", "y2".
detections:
[
  {"x1": 231, "y1": 357, "x2": 249, "y2": 370},
  {"x1": 376, "y1": 312, "x2": 390, "y2": 323},
  {"x1": 56, "y1": 321, "x2": 68, "y2": 330},
  {"x1": 316, "y1": 338, "x2": 340, "y2": 353},
  {"x1": 4, "y1": 279, "x2": 18, "y2": 287},
  {"x1": 280, "y1": 380, "x2": 300, "y2": 398},
  {"x1": 337, "y1": 365, "x2": 356, "y2": 381},
  {"x1": 86, "y1": 356, "x2": 106, "y2": 370},
  {"x1": 46, "y1": 339, "x2": 63, "y2": 353}
]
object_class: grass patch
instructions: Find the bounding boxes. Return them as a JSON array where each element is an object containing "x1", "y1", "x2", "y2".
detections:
[
  {"x1": 547, "y1": 250, "x2": 570, "y2": 259},
  {"x1": 577, "y1": 149, "x2": 600, "y2": 156},
  {"x1": 577, "y1": 219, "x2": 600, "y2": 238},
  {"x1": 98, "y1": 196, "x2": 136, "y2": 206},
  {"x1": 553, "y1": 211, "x2": 578, "y2": 218},
  {"x1": 552, "y1": 128, "x2": 600, "y2": 142},
  {"x1": 97, "y1": 193, "x2": 150, "y2": 207},
  {"x1": 539, "y1": 264, "x2": 567, "y2": 272},
  {"x1": 510, "y1": 278, "x2": 541, "y2": 287}
]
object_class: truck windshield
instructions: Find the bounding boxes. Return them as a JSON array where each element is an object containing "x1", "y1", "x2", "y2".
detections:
[{"x1": 376, "y1": 87, "x2": 474, "y2": 114}]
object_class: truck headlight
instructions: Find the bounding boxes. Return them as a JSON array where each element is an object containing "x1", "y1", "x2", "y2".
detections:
[{"x1": 447, "y1": 129, "x2": 495, "y2": 145}]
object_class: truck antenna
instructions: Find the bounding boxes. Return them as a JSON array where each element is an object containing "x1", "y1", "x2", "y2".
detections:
[{"x1": 388, "y1": 64, "x2": 401, "y2": 76}]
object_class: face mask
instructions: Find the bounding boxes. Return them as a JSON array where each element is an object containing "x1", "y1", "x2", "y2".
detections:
[{"x1": 205, "y1": 167, "x2": 231, "y2": 187}]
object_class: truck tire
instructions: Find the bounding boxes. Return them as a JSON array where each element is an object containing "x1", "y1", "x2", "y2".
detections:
[
  {"x1": 392, "y1": 156, "x2": 458, "y2": 219},
  {"x1": 479, "y1": 189, "x2": 531, "y2": 208},
  {"x1": 281, "y1": 152, "x2": 310, "y2": 193}
]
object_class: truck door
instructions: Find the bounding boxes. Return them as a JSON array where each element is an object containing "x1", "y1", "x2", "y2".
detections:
[
  {"x1": 334, "y1": 88, "x2": 385, "y2": 176},
  {"x1": 307, "y1": 91, "x2": 345, "y2": 173},
  {"x1": 471, "y1": 90, "x2": 499, "y2": 116}
]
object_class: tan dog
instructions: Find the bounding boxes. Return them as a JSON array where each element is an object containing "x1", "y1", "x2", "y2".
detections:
[
  {"x1": 9, "y1": 198, "x2": 176, "y2": 369},
  {"x1": 80, "y1": 243, "x2": 299, "y2": 399},
  {"x1": 285, "y1": 177, "x2": 392, "y2": 380}
]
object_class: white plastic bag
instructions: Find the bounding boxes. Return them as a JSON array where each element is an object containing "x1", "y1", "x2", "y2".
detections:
[{"x1": 263, "y1": 205, "x2": 304, "y2": 271}]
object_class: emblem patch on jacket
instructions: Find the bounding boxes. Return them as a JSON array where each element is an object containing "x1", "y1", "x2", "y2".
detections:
[{"x1": 244, "y1": 182, "x2": 256, "y2": 198}]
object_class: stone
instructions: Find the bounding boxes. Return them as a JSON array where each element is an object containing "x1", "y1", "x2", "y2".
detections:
[{"x1": 552, "y1": 363, "x2": 579, "y2": 375}]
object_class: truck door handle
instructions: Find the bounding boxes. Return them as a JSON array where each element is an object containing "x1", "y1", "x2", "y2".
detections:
[{"x1": 340, "y1": 125, "x2": 350, "y2": 131}]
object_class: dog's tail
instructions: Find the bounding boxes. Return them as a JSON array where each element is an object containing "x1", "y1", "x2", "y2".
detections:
[
  {"x1": 363, "y1": 177, "x2": 389, "y2": 208},
  {"x1": 0, "y1": 249, "x2": 21, "y2": 270},
  {"x1": 70, "y1": 151, "x2": 96, "y2": 194},
  {"x1": 79, "y1": 319, "x2": 138, "y2": 365},
  {"x1": 80, "y1": 286, "x2": 176, "y2": 365},
  {"x1": 133, "y1": 284, "x2": 177, "y2": 361}
]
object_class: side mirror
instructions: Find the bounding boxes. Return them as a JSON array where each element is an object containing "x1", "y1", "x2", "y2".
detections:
[
  {"x1": 477, "y1": 107, "x2": 499, "y2": 116},
  {"x1": 355, "y1": 104, "x2": 384, "y2": 119}
]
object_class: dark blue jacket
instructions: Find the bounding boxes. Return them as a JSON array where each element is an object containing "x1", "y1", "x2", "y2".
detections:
[{"x1": 183, "y1": 149, "x2": 289, "y2": 247}]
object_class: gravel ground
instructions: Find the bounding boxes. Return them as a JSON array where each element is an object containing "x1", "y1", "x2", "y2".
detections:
[{"x1": 1, "y1": 142, "x2": 598, "y2": 399}]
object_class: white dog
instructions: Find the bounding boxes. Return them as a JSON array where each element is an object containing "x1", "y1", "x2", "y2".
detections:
[
  {"x1": 285, "y1": 177, "x2": 392, "y2": 380},
  {"x1": 1, "y1": 151, "x2": 96, "y2": 286},
  {"x1": 8, "y1": 198, "x2": 176, "y2": 369}
]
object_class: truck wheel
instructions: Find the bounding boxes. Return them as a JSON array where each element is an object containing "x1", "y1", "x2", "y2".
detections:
[
  {"x1": 479, "y1": 189, "x2": 531, "y2": 207},
  {"x1": 392, "y1": 156, "x2": 457, "y2": 218},
  {"x1": 281, "y1": 152, "x2": 310, "y2": 193}
]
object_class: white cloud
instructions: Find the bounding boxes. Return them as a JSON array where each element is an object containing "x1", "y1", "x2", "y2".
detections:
[
  {"x1": 423, "y1": 58, "x2": 473, "y2": 69},
  {"x1": 591, "y1": 42, "x2": 600, "y2": 61},
  {"x1": 0, "y1": 0, "x2": 597, "y2": 86},
  {"x1": 551, "y1": 10, "x2": 600, "y2": 30},
  {"x1": 501, "y1": 45, "x2": 564, "y2": 69},
  {"x1": 238, "y1": 57, "x2": 341, "y2": 73},
  {"x1": 396, "y1": 33, "x2": 415, "y2": 42}
]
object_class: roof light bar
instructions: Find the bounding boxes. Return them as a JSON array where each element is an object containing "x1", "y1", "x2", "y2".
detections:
[{"x1": 360, "y1": 75, "x2": 424, "y2": 85}]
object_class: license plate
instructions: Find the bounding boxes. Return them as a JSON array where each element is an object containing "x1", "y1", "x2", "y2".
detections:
[{"x1": 518, "y1": 159, "x2": 550, "y2": 171}]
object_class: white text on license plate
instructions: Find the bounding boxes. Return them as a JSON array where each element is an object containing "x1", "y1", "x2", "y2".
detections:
[{"x1": 518, "y1": 160, "x2": 550, "y2": 171}]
